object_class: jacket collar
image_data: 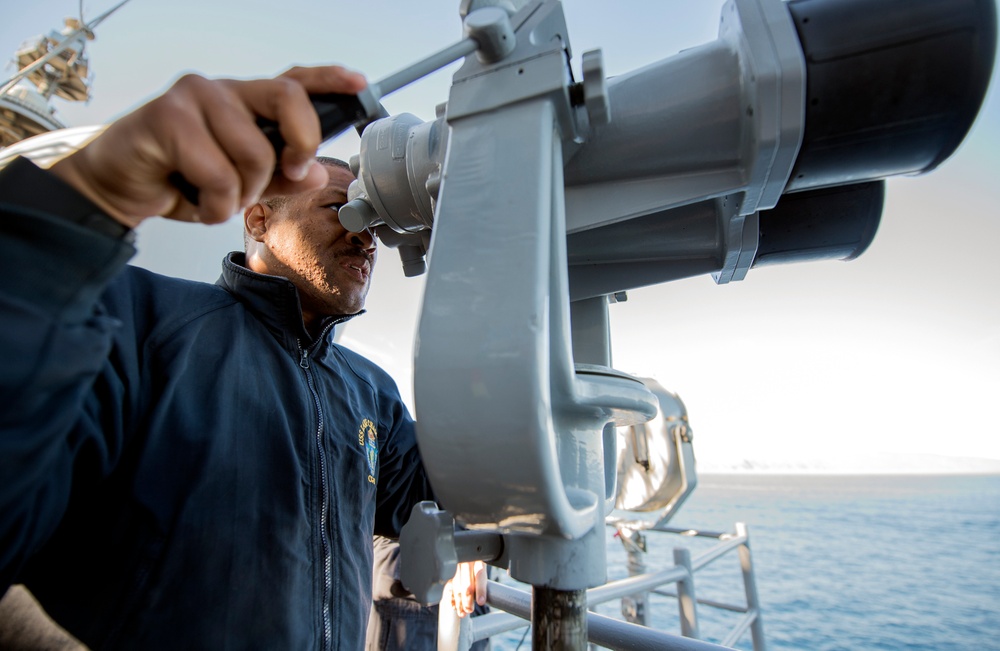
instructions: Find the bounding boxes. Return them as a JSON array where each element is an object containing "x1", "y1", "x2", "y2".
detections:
[{"x1": 217, "y1": 252, "x2": 363, "y2": 351}]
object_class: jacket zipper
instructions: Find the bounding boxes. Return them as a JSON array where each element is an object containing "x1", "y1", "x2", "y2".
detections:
[
  {"x1": 297, "y1": 320, "x2": 344, "y2": 650},
  {"x1": 299, "y1": 339, "x2": 333, "y2": 650}
]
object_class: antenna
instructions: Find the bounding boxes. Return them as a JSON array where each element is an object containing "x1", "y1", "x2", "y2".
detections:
[{"x1": 0, "y1": 0, "x2": 132, "y2": 97}]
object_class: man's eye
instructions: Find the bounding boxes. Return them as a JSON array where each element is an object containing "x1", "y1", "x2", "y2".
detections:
[{"x1": 325, "y1": 203, "x2": 346, "y2": 213}]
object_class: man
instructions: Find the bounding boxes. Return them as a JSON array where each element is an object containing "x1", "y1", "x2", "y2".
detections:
[
  {"x1": 368, "y1": 536, "x2": 489, "y2": 651},
  {"x1": 0, "y1": 66, "x2": 481, "y2": 650}
]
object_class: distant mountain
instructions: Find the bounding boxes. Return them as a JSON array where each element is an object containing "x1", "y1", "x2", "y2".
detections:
[{"x1": 699, "y1": 452, "x2": 1000, "y2": 475}]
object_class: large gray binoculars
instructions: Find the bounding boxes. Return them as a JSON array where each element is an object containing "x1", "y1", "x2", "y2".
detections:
[
  {"x1": 341, "y1": 0, "x2": 995, "y2": 295},
  {"x1": 370, "y1": 0, "x2": 994, "y2": 597}
]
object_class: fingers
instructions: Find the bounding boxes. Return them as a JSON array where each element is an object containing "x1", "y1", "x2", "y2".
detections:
[
  {"x1": 156, "y1": 75, "x2": 274, "y2": 222},
  {"x1": 169, "y1": 66, "x2": 367, "y2": 219},
  {"x1": 217, "y1": 75, "x2": 318, "y2": 189},
  {"x1": 474, "y1": 560, "x2": 487, "y2": 607},
  {"x1": 459, "y1": 564, "x2": 476, "y2": 616},
  {"x1": 279, "y1": 65, "x2": 367, "y2": 94},
  {"x1": 275, "y1": 66, "x2": 368, "y2": 184},
  {"x1": 442, "y1": 578, "x2": 466, "y2": 618},
  {"x1": 51, "y1": 65, "x2": 368, "y2": 227},
  {"x1": 441, "y1": 580, "x2": 455, "y2": 612},
  {"x1": 260, "y1": 162, "x2": 330, "y2": 200},
  {"x1": 444, "y1": 561, "x2": 485, "y2": 618}
]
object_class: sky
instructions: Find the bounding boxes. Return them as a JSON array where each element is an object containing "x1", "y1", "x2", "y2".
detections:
[{"x1": 2, "y1": 0, "x2": 999, "y2": 468}]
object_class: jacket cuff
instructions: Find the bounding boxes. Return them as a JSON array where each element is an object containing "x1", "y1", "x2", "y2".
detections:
[
  {"x1": 0, "y1": 157, "x2": 137, "y2": 319},
  {"x1": 0, "y1": 157, "x2": 134, "y2": 241}
]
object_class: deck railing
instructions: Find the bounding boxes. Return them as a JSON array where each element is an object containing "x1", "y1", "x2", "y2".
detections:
[{"x1": 439, "y1": 522, "x2": 765, "y2": 651}]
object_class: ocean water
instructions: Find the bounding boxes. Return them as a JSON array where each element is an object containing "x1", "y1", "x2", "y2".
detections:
[{"x1": 489, "y1": 473, "x2": 1000, "y2": 650}]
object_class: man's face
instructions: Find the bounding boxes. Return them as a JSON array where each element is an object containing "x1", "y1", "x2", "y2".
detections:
[{"x1": 254, "y1": 163, "x2": 376, "y2": 321}]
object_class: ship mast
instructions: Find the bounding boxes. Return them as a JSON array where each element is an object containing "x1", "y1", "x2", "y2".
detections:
[{"x1": 0, "y1": 0, "x2": 130, "y2": 146}]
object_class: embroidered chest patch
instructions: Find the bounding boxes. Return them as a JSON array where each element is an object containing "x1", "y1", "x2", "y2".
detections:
[{"x1": 358, "y1": 419, "x2": 378, "y2": 485}]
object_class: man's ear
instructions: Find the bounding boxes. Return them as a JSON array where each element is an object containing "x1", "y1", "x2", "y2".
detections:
[{"x1": 244, "y1": 203, "x2": 271, "y2": 243}]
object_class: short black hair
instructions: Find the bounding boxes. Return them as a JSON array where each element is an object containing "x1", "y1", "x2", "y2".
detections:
[{"x1": 316, "y1": 156, "x2": 351, "y2": 172}]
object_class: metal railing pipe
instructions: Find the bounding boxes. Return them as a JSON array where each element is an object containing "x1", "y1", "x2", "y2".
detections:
[
  {"x1": 736, "y1": 522, "x2": 767, "y2": 651},
  {"x1": 720, "y1": 611, "x2": 759, "y2": 648},
  {"x1": 476, "y1": 522, "x2": 766, "y2": 650},
  {"x1": 651, "y1": 587, "x2": 751, "y2": 616},
  {"x1": 587, "y1": 565, "x2": 689, "y2": 606},
  {"x1": 690, "y1": 534, "x2": 747, "y2": 572},
  {"x1": 467, "y1": 611, "x2": 529, "y2": 640},
  {"x1": 653, "y1": 526, "x2": 731, "y2": 539},
  {"x1": 674, "y1": 547, "x2": 700, "y2": 638},
  {"x1": 587, "y1": 612, "x2": 735, "y2": 651},
  {"x1": 486, "y1": 581, "x2": 735, "y2": 651}
]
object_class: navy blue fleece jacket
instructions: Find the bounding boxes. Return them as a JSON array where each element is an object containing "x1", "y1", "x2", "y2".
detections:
[{"x1": 0, "y1": 157, "x2": 432, "y2": 650}]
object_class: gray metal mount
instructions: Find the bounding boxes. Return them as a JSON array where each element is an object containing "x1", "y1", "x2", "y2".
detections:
[
  {"x1": 399, "y1": 501, "x2": 505, "y2": 605},
  {"x1": 330, "y1": 0, "x2": 996, "y2": 646}
]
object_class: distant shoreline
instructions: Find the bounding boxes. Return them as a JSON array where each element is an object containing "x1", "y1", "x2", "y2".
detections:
[
  {"x1": 696, "y1": 452, "x2": 1000, "y2": 476},
  {"x1": 699, "y1": 468, "x2": 1000, "y2": 476}
]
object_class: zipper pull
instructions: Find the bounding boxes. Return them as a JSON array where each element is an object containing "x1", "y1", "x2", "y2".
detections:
[{"x1": 298, "y1": 342, "x2": 310, "y2": 369}]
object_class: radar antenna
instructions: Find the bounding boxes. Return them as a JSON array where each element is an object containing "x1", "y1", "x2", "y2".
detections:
[{"x1": 0, "y1": 0, "x2": 130, "y2": 146}]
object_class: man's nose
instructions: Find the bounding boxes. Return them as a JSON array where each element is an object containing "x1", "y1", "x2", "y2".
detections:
[{"x1": 346, "y1": 226, "x2": 376, "y2": 252}]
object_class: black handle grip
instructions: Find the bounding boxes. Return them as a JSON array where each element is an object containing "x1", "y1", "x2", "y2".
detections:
[{"x1": 170, "y1": 92, "x2": 368, "y2": 206}]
